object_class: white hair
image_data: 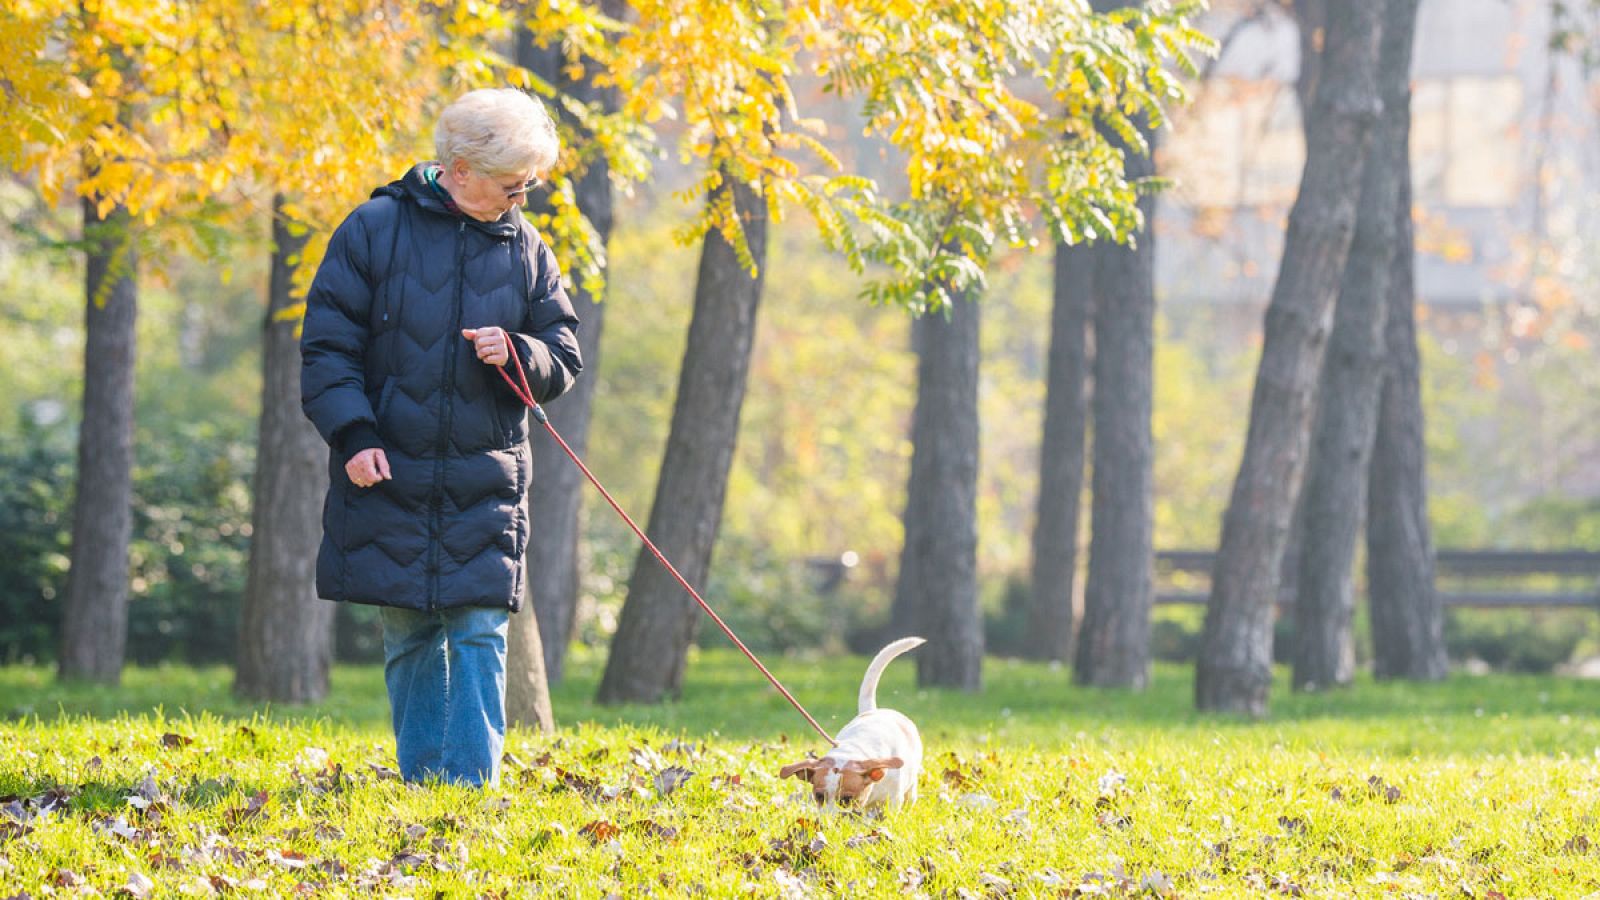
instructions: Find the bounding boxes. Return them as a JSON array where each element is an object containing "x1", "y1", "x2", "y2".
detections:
[{"x1": 434, "y1": 88, "x2": 559, "y2": 177}]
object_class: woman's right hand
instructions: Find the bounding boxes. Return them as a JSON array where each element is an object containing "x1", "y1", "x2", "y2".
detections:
[{"x1": 346, "y1": 448, "x2": 392, "y2": 488}]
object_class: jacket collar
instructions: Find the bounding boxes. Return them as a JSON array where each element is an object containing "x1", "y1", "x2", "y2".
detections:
[{"x1": 374, "y1": 162, "x2": 522, "y2": 239}]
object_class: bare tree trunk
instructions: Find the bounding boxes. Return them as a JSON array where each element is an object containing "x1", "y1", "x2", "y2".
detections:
[
  {"x1": 512, "y1": 17, "x2": 618, "y2": 716},
  {"x1": 1291, "y1": 0, "x2": 1419, "y2": 693},
  {"x1": 506, "y1": 489, "x2": 554, "y2": 733},
  {"x1": 892, "y1": 291, "x2": 983, "y2": 691},
  {"x1": 58, "y1": 196, "x2": 138, "y2": 684},
  {"x1": 1024, "y1": 244, "x2": 1093, "y2": 662},
  {"x1": 1076, "y1": 140, "x2": 1157, "y2": 689},
  {"x1": 1290, "y1": 0, "x2": 1328, "y2": 116},
  {"x1": 1196, "y1": 2, "x2": 1383, "y2": 715},
  {"x1": 235, "y1": 199, "x2": 334, "y2": 702},
  {"x1": 596, "y1": 170, "x2": 766, "y2": 704},
  {"x1": 1367, "y1": 36, "x2": 1447, "y2": 682}
]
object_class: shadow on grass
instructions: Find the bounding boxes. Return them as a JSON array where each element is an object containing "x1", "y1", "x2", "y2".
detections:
[{"x1": 5, "y1": 650, "x2": 1597, "y2": 756}]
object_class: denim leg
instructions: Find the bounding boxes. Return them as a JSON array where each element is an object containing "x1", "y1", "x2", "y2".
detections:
[
  {"x1": 380, "y1": 607, "x2": 447, "y2": 782},
  {"x1": 438, "y1": 607, "x2": 510, "y2": 787}
]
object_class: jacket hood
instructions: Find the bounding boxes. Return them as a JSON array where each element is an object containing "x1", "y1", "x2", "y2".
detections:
[{"x1": 373, "y1": 163, "x2": 521, "y2": 239}]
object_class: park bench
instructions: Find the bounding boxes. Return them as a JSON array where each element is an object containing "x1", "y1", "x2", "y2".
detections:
[{"x1": 1154, "y1": 549, "x2": 1600, "y2": 610}]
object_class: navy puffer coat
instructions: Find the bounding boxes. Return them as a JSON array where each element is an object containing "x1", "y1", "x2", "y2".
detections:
[{"x1": 300, "y1": 163, "x2": 581, "y2": 612}]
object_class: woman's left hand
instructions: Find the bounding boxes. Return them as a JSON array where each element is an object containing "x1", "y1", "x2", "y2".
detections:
[{"x1": 462, "y1": 327, "x2": 510, "y2": 367}]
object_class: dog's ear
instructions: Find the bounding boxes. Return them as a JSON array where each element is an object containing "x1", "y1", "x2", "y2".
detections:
[
  {"x1": 846, "y1": 757, "x2": 904, "y2": 782},
  {"x1": 778, "y1": 760, "x2": 819, "y2": 781}
]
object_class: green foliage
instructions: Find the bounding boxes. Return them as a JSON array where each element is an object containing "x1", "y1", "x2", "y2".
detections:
[
  {"x1": 1445, "y1": 609, "x2": 1596, "y2": 674},
  {"x1": 0, "y1": 422, "x2": 74, "y2": 664},
  {"x1": 0, "y1": 418, "x2": 253, "y2": 666},
  {"x1": 820, "y1": 0, "x2": 1214, "y2": 307},
  {"x1": 5, "y1": 658, "x2": 1600, "y2": 896},
  {"x1": 123, "y1": 421, "x2": 254, "y2": 665}
]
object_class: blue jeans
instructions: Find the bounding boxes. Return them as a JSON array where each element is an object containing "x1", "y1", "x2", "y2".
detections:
[{"x1": 380, "y1": 606, "x2": 509, "y2": 787}]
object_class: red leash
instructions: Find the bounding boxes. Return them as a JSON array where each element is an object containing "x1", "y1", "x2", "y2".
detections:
[{"x1": 495, "y1": 344, "x2": 837, "y2": 747}]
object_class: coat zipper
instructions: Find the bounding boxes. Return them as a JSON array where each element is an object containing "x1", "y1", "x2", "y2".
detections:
[{"x1": 428, "y1": 220, "x2": 468, "y2": 610}]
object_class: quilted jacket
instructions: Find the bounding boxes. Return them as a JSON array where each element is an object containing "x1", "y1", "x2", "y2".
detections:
[{"x1": 300, "y1": 163, "x2": 582, "y2": 611}]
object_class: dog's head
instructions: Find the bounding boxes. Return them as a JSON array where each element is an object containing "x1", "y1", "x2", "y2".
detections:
[{"x1": 778, "y1": 756, "x2": 904, "y2": 808}]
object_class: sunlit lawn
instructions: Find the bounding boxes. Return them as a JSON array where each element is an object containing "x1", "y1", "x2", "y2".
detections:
[{"x1": 4, "y1": 649, "x2": 1600, "y2": 896}]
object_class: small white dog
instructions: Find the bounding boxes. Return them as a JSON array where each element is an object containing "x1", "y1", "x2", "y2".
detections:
[{"x1": 778, "y1": 637, "x2": 925, "y2": 811}]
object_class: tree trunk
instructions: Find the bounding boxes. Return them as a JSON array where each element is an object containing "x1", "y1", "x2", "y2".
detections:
[
  {"x1": 1367, "y1": 39, "x2": 1447, "y2": 683},
  {"x1": 891, "y1": 290, "x2": 983, "y2": 691},
  {"x1": 58, "y1": 196, "x2": 138, "y2": 684},
  {"x1": 1290, "y1": 0, "x2": 1328, "y2": 117},
  {"x1": 512, "y1": 19, "x2": 618, "y2": 717},
  {"x1": 234, "y1": 199, "x2": 334, "y2": 702},
  {"x1": 596, "y1": 170, "x2": 766, "y2": 704},
  {"x1": 1291, "y1": 0, "x2": 1420, "y2": 693},
  {"x1": 1024, "y1": 243, "x2": 1093, "y2": 662},
  {"x1": 1076, "y1": 129, "x2": 1157, "y2": 689},
  {"x1": 1195, "y1": 3, "x2": 1384, "y2": 716},
  {"x1": 506, "y1": 488, "x2": 554, "y2": 733}
]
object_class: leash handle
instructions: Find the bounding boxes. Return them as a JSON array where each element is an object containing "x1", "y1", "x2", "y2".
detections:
[{"x1": 495, "y1": 344, "x2": 837, "y2": 747}]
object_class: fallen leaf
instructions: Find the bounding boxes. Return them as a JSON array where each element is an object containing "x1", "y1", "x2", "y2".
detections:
[
  {"x1": 223, "y1": 791, "x2": 269, "y2": 831},
  {"x1": 1033, "y1": 868, "x2": 1068, "y2": 888},
  {"x1": 388, "y1": 851, "x2": 427, "y2": 872},
  {"x1": 579, "y1": 820, "x2": 620, "y2": 845},
  {"x1": 845, "y1": 831, "x2": 885, "y2": 849},
  {"x1": 295, "y1": 746, "x2": 330, "y2": 771},
  {"x1": 1097, "y1": 770, "x2": 1127, "y2": 795},
  {"x1": 1271, "y1": 872, "x2": 1303, "y2": 896},
  {"x1": 267, "y1": 849, "x2": 308, "y2": 869},
  {"x1": 160, "y1": 733, "x2": 193, "y2": 749},
  {"x1": 554, "y1": 768, "x2": 607, "y2": 802},
  {"x1": 129, "y1": 774, "x2": 165, "y2": 810},
  {"x1": 654, "y1": 766, "x2": 694, "y2": 797},
  {"x1": 366, "y1": 763, "x2": 400, "y2": 781},
  {"x1": 957, "y1": 792, "x2": 998, "y2": 812},
  {"x1": 772, "y1": 867, "x2": 810, "y2": 899},
  {"x1": 121, "y1": 871, "x2": 156, "y2": 898},
  {"x1": 632, "y1": 819, "x2": 680, "y2": 841},
  {"x1": 978, "y1": 871, "x2": 1013, "y2": 894},
  {"x1": 317, "y1": 858, "x2": 346, "y2": 878},
  {"x1": 630, "y1": 746, "x2": 665, "y2": 770},
  {"x1": 95, "y1": 815, "x2": 140, "y2": 841},
  {"x1": 662, "y1": 738, "x2": 701, "y2": 757}
]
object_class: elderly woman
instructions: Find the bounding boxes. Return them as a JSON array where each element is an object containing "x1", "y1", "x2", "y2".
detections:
[{"x1": 300, "y1": 88, "x2": 581, "y2": 787}]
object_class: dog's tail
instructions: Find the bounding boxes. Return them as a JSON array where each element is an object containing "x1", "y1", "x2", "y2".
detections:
[{"x1": 858, "y1": 637, "x2": 926, "y2": 714}]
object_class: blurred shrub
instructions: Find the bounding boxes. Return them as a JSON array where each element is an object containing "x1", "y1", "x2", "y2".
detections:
[
  {"x1": 1445, "y1": 608, "x2": 1594, "y2": 673},
  {"x1": 121, "y1": 421, "x2": 254, "y2": 665},
  {"x1": 0, "y1": 419, "x2": 74, "y2": 664},
  {"x1": 0, "y1": 418, "x2": 255, "y2": 665}
]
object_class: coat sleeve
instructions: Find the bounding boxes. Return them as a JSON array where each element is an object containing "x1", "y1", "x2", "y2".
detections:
[
  {"x1": 506, "y1": 235, "x2": 583, "y2": 404},
  {"x1": 300, "y1": 207, "x2": 382, "y2": 453}
]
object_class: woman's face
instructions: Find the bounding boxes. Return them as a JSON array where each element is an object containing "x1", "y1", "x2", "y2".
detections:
[{"x1": 447, "y1": 161, "x2": 539, "y2": 222}]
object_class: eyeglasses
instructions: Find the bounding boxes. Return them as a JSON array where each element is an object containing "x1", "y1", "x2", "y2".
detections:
[{"x1": 495, "y1": 176, "x2": 541, "y2": 200}]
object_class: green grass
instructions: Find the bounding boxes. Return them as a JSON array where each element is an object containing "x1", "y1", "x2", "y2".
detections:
[{"x1": 4, "y1": 651, "x2": 1600, "y2": 896}]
